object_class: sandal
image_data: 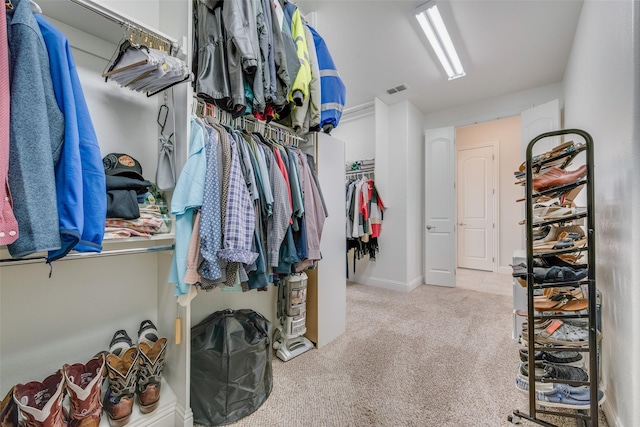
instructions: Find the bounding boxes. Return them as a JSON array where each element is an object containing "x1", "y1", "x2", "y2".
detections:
[{"x1": 534, "y1": 292, "x2": 588, "y2": 312}]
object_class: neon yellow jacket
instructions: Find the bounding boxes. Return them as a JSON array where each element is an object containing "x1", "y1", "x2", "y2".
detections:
[{"x1": 283, "y1": 1, "x2": 311, "y2": 105}]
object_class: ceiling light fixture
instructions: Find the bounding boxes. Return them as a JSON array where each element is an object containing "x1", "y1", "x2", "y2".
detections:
[{"x1": 414, "y1": 1, "x2": 465, "y2": 80}]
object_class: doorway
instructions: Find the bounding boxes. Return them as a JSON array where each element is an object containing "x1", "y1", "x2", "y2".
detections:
[{"x1": 456, "y1": 143, "x2": 497, "y2": 272}]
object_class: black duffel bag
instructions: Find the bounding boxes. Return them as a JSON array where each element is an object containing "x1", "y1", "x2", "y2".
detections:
[{"x1": 191, "y1": 309, "x2": 272, "y2": 426}]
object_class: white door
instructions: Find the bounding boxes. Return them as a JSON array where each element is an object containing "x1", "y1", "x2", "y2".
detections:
[
  {"x1": 521, "y1": 99, "x2": 561, "y2": 159},
  {"x1": 457, "y1": 145, "x2": 496, "y2": 271},
  {"x1": 424, "y1": 127, "x2": 455, "y2": 287}
]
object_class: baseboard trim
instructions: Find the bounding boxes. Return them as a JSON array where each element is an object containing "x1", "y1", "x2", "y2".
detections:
[
  {"x1": 175, "y1": 404, "x2": 194, "y2": 427},
  {"x1": 350, "y1": 276, "x2": 412, "y2": 293},
  {"x1": 407, "y1": 276, "x2": 424, "y2": 292},
  {"x1": 602, "y1": 397, "x2": 620, "y2": 427}
]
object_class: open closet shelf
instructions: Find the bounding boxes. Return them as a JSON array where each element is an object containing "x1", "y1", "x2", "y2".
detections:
[
  {"x1": 38, "y1": 0, "x2": 176, "y2": 45},
  {"x1": 103, "y1": 233, "x2": 175, "y2": 245}
]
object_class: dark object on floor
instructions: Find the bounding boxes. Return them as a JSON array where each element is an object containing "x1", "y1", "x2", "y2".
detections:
[{"x1": 191, "y1": 309, "x2": 272, "y2": 426}]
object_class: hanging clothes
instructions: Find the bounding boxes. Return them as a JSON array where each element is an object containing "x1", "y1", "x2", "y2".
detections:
[
  {"x1": 36, "y1": 14, "x2": 106, "y2": 262},
  {"x1": 346, "y1": 176, "x2": 385, "y2": 268},
  {"x1": 6, "y1": 0, "x2": 64, "y2": 258},
  {"x1": 169, "y1": 117, "x2": 207, "y2": 297},
  {"x1": 307, "y1": 23, "x2": 346, "y2": 133},
  {"x1": 0, "y1": 0, "x2": 18, "y2": 246}
]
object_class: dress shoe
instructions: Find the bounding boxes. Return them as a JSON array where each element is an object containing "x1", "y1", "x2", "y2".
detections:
[{"x1": 533, "y1": 165, "x2": 587, "y2": 192}]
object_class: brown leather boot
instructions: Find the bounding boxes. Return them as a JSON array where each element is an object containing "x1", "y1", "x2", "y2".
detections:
[
  {"x1": 63, "y1": 354, "x2": 106, "y2": 427},
  {"x1": 103, "y1": 347, "x2": 139, "y2": 427},
  {"x1": 137, "y1": 338, "x2": 167, "y2": 414},
  {"x1": 13, "y1": 371, "x2": 67, "y2": 427},
  {"x1": 1, "y1": 387, "x2": 18, "y2": 427}
]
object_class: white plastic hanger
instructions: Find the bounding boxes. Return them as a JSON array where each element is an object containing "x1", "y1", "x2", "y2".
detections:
[{"x1": 30, "y1": 0, "x2": 41, "y2": 13}]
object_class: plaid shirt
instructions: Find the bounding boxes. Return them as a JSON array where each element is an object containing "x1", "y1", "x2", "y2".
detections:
[{"x1": 217, "y1": 129, "x2": 258, "y2": 265}]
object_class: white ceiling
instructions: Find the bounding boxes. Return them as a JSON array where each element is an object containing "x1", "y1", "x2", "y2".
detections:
[{"x1": 296, "y1": 0, "x2": 584, "y2": 115}]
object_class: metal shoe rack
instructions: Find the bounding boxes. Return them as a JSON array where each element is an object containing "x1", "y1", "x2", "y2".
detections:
[{"x1": 509, "y1": 129, "x2": 600, "y2": 426}]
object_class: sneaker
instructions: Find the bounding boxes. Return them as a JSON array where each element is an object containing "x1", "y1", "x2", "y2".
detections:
[
  {"x1": 533, "y1": 266, "x2": 588, "y2": 284},
  {"x1": 519, "y1": 362, "x2": 589, "y2": 382},
  {"x1": 519, "y1": 348, "x2": 584, "y2": 367},
  {"x1": 515, "y1": 376, "x2": 605, "y2": 410}
]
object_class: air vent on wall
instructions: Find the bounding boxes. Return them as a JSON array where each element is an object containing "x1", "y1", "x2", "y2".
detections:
[{"x1": 386, "y1": 83, "x2": 409, "y2": 95}]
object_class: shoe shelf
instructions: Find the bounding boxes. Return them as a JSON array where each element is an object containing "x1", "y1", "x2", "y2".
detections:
[
  {"x1": 509, "y1": 129, "x2": 602, "y2": 427},
  {"x1": 532, "y1": 211, "x2": 588, "y2": 228},
  {"x1": 532, "y1": 279, "x2": 589, "y2": 289},
  {"x1": 533, "y1": 246, "x2": 588, "y2": 258}
]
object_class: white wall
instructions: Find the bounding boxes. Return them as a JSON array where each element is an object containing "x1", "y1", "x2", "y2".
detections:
[
  {"x1": 335, "y1": 113, "x2": 376, "y2": 164},
  {"x1": 562, "y1": 1, "x2": 639, "y2": 426},
  {"x1": 406, "y1": 103, "x2": 425, "y2": 289},
  {"x1": 425, "y1": 83, "x2": 563, "y2": 130},
  {"x1": 335, "y1": 100, "x2": 424, "y2": 292}
]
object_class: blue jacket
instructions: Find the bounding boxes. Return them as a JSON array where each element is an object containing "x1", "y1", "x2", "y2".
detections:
[
  {"x1": 36, "y1": 15, "x2": 106, "y2": 261},
  {"x1": 6, "y1": 0, "x2": 64, "y2": 258},
  {"x1": 307, "y1": 24, "x2": 346, "y2": 131}
]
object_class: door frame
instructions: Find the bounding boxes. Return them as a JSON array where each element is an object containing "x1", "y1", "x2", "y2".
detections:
[{"x1": 455, "y1": 140, "x2": 500, "y2": 272}]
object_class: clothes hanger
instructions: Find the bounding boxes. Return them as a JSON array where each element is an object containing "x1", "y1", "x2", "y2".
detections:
[{"x1": 30, "y1": 0, "x2": 41, "y2": 13}]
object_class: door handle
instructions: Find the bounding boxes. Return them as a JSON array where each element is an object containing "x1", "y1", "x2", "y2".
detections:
[
  {"x1": 458, "y1": 223, "x2": 466, "y2": 226},
  {"x1": 426, "y1": 225, "x2": 436, "y2": 230}
]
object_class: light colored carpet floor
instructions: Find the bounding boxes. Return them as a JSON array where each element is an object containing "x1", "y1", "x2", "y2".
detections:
[{"x1": 227, "y1": 282, "x2": 607, "y2": 427}]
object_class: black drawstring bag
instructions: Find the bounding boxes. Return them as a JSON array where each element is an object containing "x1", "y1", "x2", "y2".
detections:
[{"x1": 191, "y1": 309, "x2": 272, "y2": 426}]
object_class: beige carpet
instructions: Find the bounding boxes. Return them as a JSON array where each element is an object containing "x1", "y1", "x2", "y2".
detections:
[{"x1": 229, "y1": 282, "x2": 608, "y2": 427}]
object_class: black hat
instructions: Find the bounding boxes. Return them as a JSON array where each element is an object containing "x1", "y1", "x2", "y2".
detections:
[{"x1": 103, "y1": 153, "x2": 144, "y2": 181}]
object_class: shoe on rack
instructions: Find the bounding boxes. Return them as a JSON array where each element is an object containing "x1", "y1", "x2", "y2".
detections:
[
  {"x1": 519, "y1": 362, "x2": 589, "y2": 382},
  {"x1": 63, "y1": 354, "x2": 106, "y2": 427},
  {"x1": 532, "y1": 165, "x2": 587, "y2": 192},
  {"x1": 104, "y1": 330, "x2": 139, "y2": 427},
  {"x1": 521, "y1": 319, "x2": 599, "y2": 347},
  {"x1": 533, "y1": 266, "x2": 588, "y2": 284},
  {"x1": 515, "y1": 376, "x2": 605, "y2": 410},
  {"x1": 136, "y1": 320, "x2": 167, "y2": 414},
  {"x1": 519, "y1": 348, "x2": 583, "y2": 367},
  {"x1": 13, "y1": 370, "x2": 66, "y2": 427}
]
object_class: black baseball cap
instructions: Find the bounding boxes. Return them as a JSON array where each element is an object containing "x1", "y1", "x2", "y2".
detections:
[{"x1": 103, "y1": 153, "x2": 144, "y2": 181}]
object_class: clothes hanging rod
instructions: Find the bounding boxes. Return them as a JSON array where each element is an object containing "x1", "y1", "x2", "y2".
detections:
[
  {"x1": 67, "y1": 0, "x2": 178, "y2": 45},
  {"x1": 0, "y1": 244, "x2": 174, "y2": 267},
  {"x1": 192, "y1": 96, "x2": 311, "y2": 143},
  {"x1": 242, "y1": 116, "x2": 309, "y2": 143}
]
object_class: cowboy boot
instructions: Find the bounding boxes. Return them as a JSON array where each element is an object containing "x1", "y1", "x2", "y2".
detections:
[
  {"x1": 1, "y1": 387, "x2": 18, "y2": 427},
  {"x1": 136, "y1": 320, "x2": 167, "y2": 414},
  {"x1": 13, "y1": 371, "x2": 66, "y2": 427},
  {"x1": 136, "y1": 337, "x2": 167, "y2": 414},
  {"x1": 103, "y1": 347, "x2": 139, "y2": 427},
  {"x1": 63, "y1": 354, "x2": 106, "y2": 427}
]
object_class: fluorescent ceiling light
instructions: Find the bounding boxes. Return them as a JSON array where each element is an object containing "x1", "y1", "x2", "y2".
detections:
[{"x1": 415, "y1": 1, "x2": 465, "y2": 80}]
